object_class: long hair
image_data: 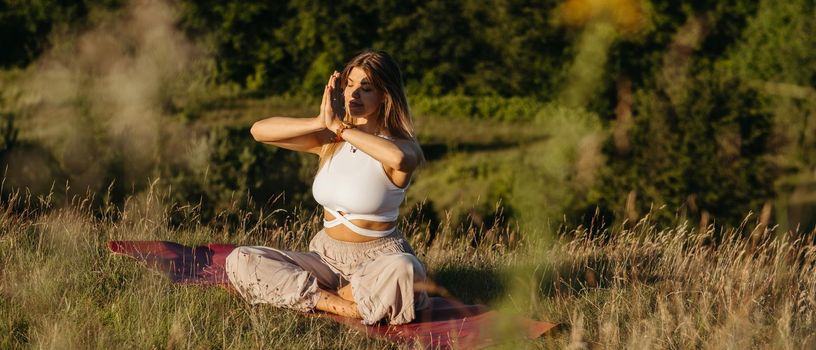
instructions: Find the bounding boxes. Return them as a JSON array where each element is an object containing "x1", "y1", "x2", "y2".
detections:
[{"x1": 318, "y1": 50, "x2": 423, "y2": 168}]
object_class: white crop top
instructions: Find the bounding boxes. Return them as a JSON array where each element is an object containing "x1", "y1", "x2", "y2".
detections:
[{"x1": 312, "y1": 139, "x2": 407, "y2": 237}]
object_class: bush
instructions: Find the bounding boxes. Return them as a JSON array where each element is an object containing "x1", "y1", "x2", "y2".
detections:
[
  {"x1": 412, "y1": 95, "x2": 543, "y2": 122},
  {"x1": 162, "y1": 125, "x2": 316, "y2": 227},
  {"x1": 587, "y1": 70, "x2": 777, "y2": 229}
]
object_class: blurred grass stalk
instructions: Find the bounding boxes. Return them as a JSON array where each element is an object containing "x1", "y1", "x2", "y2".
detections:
[{"x1": 488, "y1": 3, "x2": 625, "y2": 344}]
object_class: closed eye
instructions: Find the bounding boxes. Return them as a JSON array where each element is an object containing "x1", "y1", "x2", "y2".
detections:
[{"x1": 347, "y1": 82, "x2": 373, "y2": 92}]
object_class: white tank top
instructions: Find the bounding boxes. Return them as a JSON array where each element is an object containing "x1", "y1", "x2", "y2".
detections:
[{"x1": 312, "y1": 139, "x2": 407, "y2": 237}]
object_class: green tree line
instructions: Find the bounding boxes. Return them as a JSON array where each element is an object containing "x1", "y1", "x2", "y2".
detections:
[{"x1": 2, "y1": 0, "x2": 814, "y2": 232}]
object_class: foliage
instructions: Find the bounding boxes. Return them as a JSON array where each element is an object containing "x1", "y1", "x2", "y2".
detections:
[
  {"x1": 725, "y1": 0, "x2": 816, "y2": 183},
  {"x1": 0, "y1": 111, "x2": 18, "y2": 153},
  {"x1": 176, "y1": 0, "x2": 377, "y2": 95},
  {"x1": 0, "y1": 0, "x2": 123, "y2": 67},
  {"x1": 162, "y1": 125, "x2": 317, "y2": 226},
  {"x1": 412, "y1": 95, "x2": 543, "y2": 122},
  {"x1": 2, "y1": 0, "x2": 815, "y2": 231},
  {"x1": 406, "y1": 103, "x2": 601, "y2": 238},
  {"x1": 513, "y1": 104, "x2": 604, "y2": 234},
  {"x1": 728, "y1": 1, "x2": 815, "y2": 87},
  {"x1": 407, "y1": 150, "x2": 517, "y2": 240},
  {"x1": 0, "y1": 0, "x2": 767, "y2": 102},
  {"x1": 174, "y1": 0, "x2": 572, "y2": 97},
  {"x1": 588, "y1": 70, "x2": 777, "y2": 228},
  {"x1": 3, "y1": 3, "x2": 816, "y2": 345}
]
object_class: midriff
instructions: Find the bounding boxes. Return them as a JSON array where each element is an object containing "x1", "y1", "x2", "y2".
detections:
[{"x1": 323, "y1": 209, "x2": 396, "y2": 242}]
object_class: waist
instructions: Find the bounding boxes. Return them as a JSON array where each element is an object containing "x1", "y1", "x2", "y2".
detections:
[
  {"x1": 313, "y1": 228, "x2": 406, "y2": 251},
  {"x1": 323, "y1": 209, "x2": 397, "y2": 242}
]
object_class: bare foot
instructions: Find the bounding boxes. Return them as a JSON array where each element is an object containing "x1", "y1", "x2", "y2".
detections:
[
  {"x1": 315, "y1": 289, "x2": 361, "y2": 319},
  {"x1": 338, "y1": 284, "x2": 354, "y2": 302}
]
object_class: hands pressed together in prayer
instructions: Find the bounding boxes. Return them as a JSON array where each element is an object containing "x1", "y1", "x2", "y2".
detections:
[{"x1": 317, "y1": 71, "x2": 346, "y2": 133}]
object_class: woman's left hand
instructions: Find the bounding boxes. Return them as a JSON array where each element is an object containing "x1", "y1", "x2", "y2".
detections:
[{"x1": 323, "y1": 71, "x2": 345, "y2": 132}]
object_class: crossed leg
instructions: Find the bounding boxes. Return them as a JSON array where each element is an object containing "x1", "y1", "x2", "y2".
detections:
[
  {"x1": 225, "y1": 246, "x2": 363, "y2": 319},
  {"x1": 315, "y1": 287, "x2": 360, "y2": 318},
  {"x1": 338, "y1": 283, "x2": 355, "y2": 301},
  {"x1": 226, "y1": 246, "x2": 426, "y2": 323}
]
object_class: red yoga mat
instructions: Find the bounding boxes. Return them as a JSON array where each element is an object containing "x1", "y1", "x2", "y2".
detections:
[{"x1": 107, "y1": 240, "x2": 560, "y2": 349}]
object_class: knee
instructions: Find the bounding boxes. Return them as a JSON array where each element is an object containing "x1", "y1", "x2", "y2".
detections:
[
  {"x1": 386, "y1": 253, "x2": 426, "y2": 282},
  {"x1": 226, "y1": 246, "x2": 254, "y2": 267},
  {"x1": 225, "y1": 247, "x2": 243, "y2": 270}
]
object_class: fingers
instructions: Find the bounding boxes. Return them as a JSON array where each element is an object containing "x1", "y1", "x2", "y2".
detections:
[
  {"x1": 325, "y1": 72, "x2": 337, "y2": 96},
  {"x1": 328, "y1": 72, "x2": 338, "y2": 96},
  {"x1": 320, "y1": 71, "x2": 341, "y2": 128},
  {"x1": 326, "y1": 78, "x2": 335, "y2": 114},
  {"x1": 326, "y1": 71, "x2": 338, "y2": 93},
  {"x1": 320, "y1": 83, "x2": 329, "y2": 114},
  {"x1": 327, "y1": 71, "x2": 340, "y2": 111},
  {"x1": 329, "y1": 71, "x2": 345, "y2": 119},
  {"x1": 322, "y1": 72, "x2": 336, "y2": 105}
]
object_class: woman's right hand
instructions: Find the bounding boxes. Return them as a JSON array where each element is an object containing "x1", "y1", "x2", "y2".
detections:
[{"x1": 318, "y1": 71, "x2": 344, "y2": 132}]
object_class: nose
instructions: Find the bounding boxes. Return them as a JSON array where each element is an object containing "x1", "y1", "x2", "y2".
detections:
[{"x1": 347, "y1": 86, "x2": 361, "y2": 99}]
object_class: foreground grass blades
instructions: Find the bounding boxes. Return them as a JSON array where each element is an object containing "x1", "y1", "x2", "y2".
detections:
[{"x1": 1, "y1": 189, "x2": 815, "y2": 349}]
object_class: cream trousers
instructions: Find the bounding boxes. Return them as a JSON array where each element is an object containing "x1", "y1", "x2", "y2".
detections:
[{"x1": 225, "y1": 229, "x2": 429, "y2": 325}]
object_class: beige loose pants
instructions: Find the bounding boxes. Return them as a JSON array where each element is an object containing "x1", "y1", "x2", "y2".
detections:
[{"x1": 225, "y1": 229, "x2": 429, "y2": 325}]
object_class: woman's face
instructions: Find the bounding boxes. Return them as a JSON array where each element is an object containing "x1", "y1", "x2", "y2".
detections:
[{"x1": 344, "y1": 67, "x2": 384, "y2": 119}]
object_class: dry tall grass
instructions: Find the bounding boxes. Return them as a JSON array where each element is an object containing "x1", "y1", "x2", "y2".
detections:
[{"x1": 1, "y1": 186, "x2": 814, "y2": 349}]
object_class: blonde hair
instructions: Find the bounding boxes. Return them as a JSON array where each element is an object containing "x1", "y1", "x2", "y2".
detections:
[{"x1": 319, "y1": 50, "x2": 422, "y2": 168}]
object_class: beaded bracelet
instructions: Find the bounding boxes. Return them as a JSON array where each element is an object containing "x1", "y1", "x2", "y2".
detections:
[{"x1": 334, "y1": 121, "x2": 354, "y2": 142}]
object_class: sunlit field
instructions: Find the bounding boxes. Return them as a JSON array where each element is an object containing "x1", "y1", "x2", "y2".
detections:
[
  {"x1": 3, "y1": 0, "x2": 816, "y2": 348},
  {"x1": 1, "y1": 186, "x2": 814, "y2": 349}
]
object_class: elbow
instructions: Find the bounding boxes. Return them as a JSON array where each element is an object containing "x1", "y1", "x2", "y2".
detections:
[{"x1": 392, "y1": 151, "x2": 418, "y2": 172}]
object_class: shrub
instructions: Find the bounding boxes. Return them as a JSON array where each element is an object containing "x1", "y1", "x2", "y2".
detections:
[
  {"x1": 412, "y1": 95, "x2": 543, "y2": 122},
  {"x1": 587, "y1": 71, "x2": 777, "y2": 229},
  {"x1": 162, "y1": 125, "x2": 316, "y2": 228}
]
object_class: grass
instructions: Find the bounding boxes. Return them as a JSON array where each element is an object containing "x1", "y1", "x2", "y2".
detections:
[
  {"x1": 1, "y1": 186, "x2": 815, "y2": 349},
  {"x1": 2, "y1": 89, "x2": 812, "y2": 348}
]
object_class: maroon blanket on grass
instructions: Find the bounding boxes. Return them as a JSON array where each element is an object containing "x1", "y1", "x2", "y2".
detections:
[{"x1": 106, "y1": 241, "x2": 559, "y2": 349}]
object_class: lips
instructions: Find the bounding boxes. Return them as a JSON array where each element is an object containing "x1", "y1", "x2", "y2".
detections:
[{"x1": 349, "y1": 100, "x2": 363, "y2": 109}]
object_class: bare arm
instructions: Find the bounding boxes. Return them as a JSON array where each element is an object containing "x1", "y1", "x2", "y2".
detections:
[
  {"x1": 330, "y1": 123, "x2": 421, "y2": 188},
  {"x1": 250, "y1": 116, "x2": 332, "y2": 155},
  {"x1": 333, "y1": 126, "x2": 420, "y2": 171},
  {"x1": 250, "y1": 73, "x2": 341, "y2": 155}
]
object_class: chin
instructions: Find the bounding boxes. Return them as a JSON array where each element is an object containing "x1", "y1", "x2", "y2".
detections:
[{"x1": 349, "y1": 108, "x2": 374, "y2": 118}]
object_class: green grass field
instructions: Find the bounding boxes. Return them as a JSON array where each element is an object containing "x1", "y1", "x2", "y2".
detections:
[
  {"x1": 2, "y1": 184, "x2": 814, "y2": 349},
  {"x1": 2, "y1": 95, "x2": 810, "y2": 348},
  {"x1": 2, "y1": 0, "x2": 815, "y2": 347}
]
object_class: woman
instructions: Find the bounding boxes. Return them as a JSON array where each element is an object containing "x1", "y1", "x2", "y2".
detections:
[{"x1": 225, "y1": 50, "x2": 429, "y2": 325}]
